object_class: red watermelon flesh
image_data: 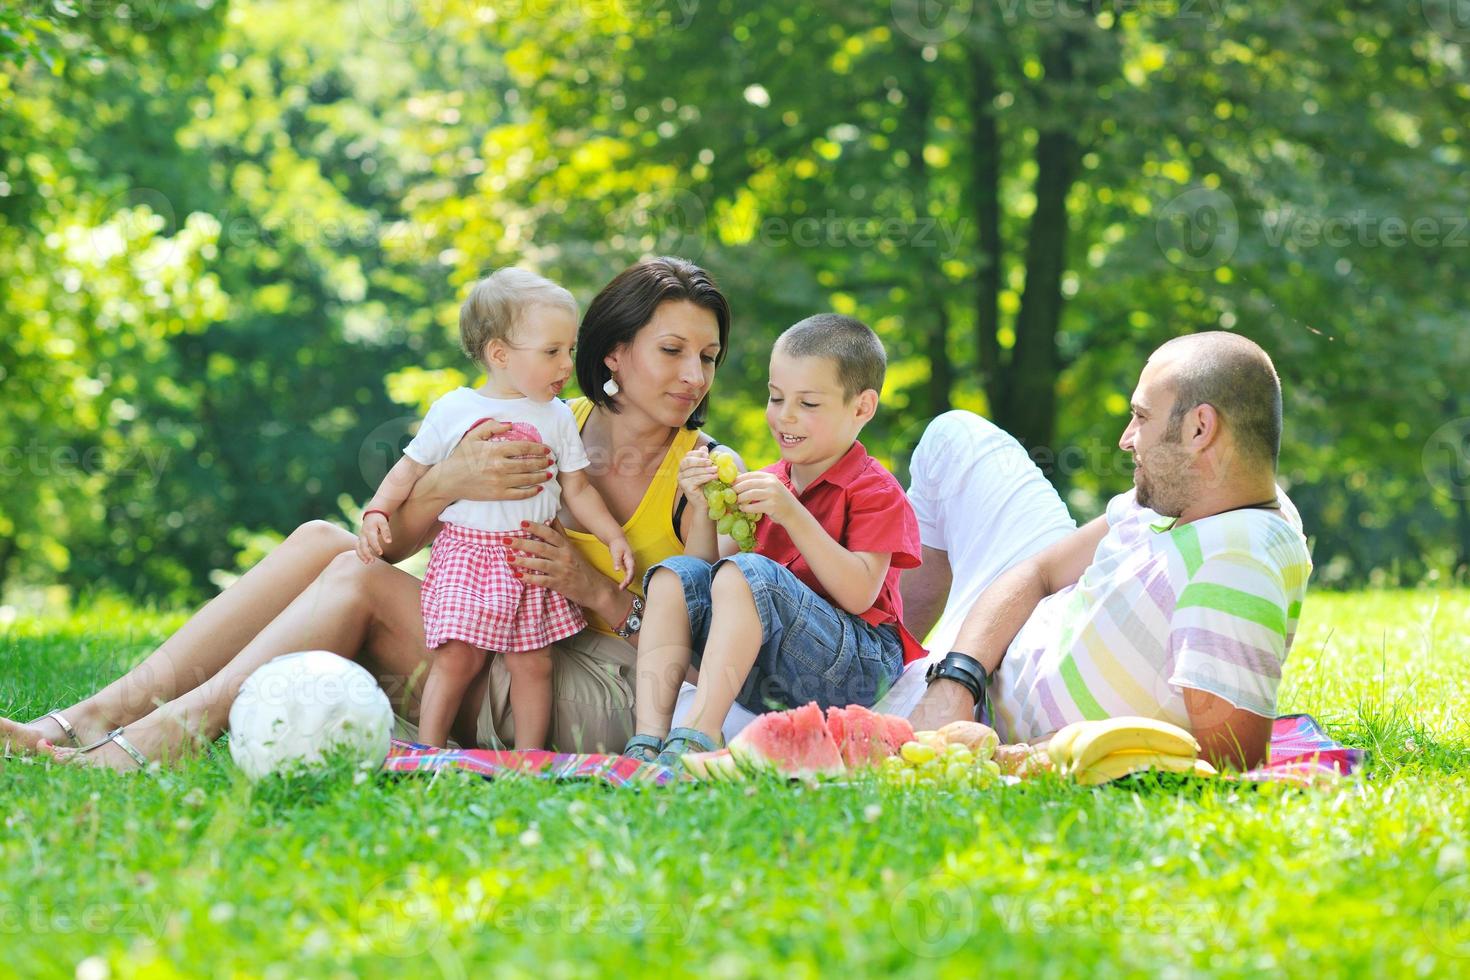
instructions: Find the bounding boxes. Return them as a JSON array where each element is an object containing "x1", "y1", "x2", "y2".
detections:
[
  {"x1": 729, "y1": 702, "x2": 845, "y2": 778},
  {"x1": 827, "y1": 704, "x2": 916, "y2": 767}
]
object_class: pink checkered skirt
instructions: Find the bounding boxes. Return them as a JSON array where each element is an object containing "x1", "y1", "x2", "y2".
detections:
[{"x1": 421, "y1": 524, "x2": 586, "y2": 653}]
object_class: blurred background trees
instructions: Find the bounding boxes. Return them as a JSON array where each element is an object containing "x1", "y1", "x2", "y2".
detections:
[{"x1": 3, "y1": 0, "x2": 1468, "y2": 605}]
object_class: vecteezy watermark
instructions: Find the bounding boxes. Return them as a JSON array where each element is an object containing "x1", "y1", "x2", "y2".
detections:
[
  {"x1": 359, "y1": 416, "x2": 421, "y2": 491},
  {"x1": 756, "y1": 212, "x2": 971, "y2": 259},
  {"x1": 0, "y1": 899, "x2": 169, "y2": 936},
  {"x1": 14, "y1": 0, "x2": 174, "y2": 31},
  {"x1": 1157, "y1": 185, "x2": 1470, "y2": 272},
  {"x1": 995, "y1": 0, "x2": 1223, "y2": 26},
  {"x1": 355, "y1": 0, "x2": 700, "y2": 44},
  {"x1": 356, "y1": 873, "x2": 700, "y2": 957},
  {"x1": 0, "y1": 444, "x2": 172, "y2": 489},
  {"x1": 890, "y1": 873, "x2": 978, "y2": 957},
  {"x1": 992, "y1": 894, "x2": 1225, "y2": 938},
  {"x1": 1423, "y1": 418, "x2": 1470, "y2": 502},
  {"x1": 1422, "y1": 0, "x2": 1470, "y2": 42},
  {"x1": 1156, "y1": 185, "x2": 1240, "y2": 272},
  {"x1": 1261, "y1": 208, "x2": 1470, "y2": 251},
  {"x1": 1422, "y1": 873, "x2": 1470, "y2": 958}
]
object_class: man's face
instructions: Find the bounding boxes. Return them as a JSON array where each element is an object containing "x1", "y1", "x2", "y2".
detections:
[{"x1": 1119, "y1": 359, "x2": 1194, "y2": 516}]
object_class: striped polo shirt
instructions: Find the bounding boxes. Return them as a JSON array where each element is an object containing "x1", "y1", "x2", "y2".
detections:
[{"x1": 991, "y1": 489, "x2": 1313, "y2": 744}]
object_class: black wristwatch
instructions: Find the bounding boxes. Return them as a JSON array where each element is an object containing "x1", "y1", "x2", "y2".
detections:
[
  {"x1": 925, "y1": 651, "x2": 989, "y2": 706},
  {"x1": 615, "y1": 594, "x2": 645, "y2": 638}
]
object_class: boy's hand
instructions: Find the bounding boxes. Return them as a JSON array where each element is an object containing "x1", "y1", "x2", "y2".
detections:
[
  {"x1": 733, "y1": 471, "x2": 800, "y2": 527},
  {"x1": 677, "y1": 447, "x2": 718, "y2": 508},
  {"x1": 608, "y1": 536, "x2": 637, "y2": 589},
  {"x1": 357, "y1": 512, "x2": 392, "y2": 564}
]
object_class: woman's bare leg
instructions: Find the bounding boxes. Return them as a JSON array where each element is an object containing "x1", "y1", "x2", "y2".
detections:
[
  {"x1": 15, "y1": 521, "x2": 355, "y2": 750},
  {"x1": 44, "y1": 552, "x2": 432, "y2": 770}
]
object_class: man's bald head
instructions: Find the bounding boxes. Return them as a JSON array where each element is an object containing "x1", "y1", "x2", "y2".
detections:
[{"x1": 1150, "y1": 332, "x2": 1282, "y2": 469}]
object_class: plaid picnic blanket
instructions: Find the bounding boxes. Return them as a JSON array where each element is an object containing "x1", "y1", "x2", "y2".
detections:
[{"x1": 381, "y1": 713, "x2": 1364, "y2": 788}]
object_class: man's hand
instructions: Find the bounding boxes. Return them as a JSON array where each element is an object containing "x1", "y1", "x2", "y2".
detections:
[
  {"x1": 732, "y1": 471, "x2": 801, "y2": 526},
  {"x1": 907, "y1": 677, "x2": 978, "y2": 732}
]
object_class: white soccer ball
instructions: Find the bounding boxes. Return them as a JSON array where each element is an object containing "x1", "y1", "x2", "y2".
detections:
[{"x1": 228, "y1": 650, "x2": 393, "y2": 781}]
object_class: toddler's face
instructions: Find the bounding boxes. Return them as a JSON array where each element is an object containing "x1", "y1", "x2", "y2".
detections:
[
  {"x1": 765, "y1": 348, "x2": 868, "y2": 468},
  {"x1": 493, "y1": 305, "x2": 580, "y2": 402}
]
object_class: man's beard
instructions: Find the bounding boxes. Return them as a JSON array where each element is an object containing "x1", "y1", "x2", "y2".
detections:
[{"x1": 1133, "y1": 436, "x2": 1193, "y2": 516}]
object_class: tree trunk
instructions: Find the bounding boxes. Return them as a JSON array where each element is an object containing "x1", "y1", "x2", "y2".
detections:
[
  {"x1": 905, "y1": 59, "x2": 951, "y2": 418},
  {"x1": 0, "y1": 535, "x2": 15, "y2": 604},
  {"x1": 1006, "y1": 34, "x2": 1080, "y2": 473},
  {"x1": 970, "y1": 50, "x2": 1003, "y2": 414}
]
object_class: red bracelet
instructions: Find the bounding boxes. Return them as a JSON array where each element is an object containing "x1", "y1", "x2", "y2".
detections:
[{"x1": 362, "y1": 509, "x2": 391, "y2": 523}]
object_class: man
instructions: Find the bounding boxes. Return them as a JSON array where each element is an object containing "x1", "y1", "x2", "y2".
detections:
[{"x1": 910, "y1": 332, "x2": 1312, "y2": 770}]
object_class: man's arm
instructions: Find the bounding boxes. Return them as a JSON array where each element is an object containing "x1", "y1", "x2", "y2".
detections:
[
  {"x1": 1183, "y1": 689, "x2": 1273, "y2": 771},
  {"x1": 900, "y1": 546, "x2": 952, "y2": 643},
  {"x1": 908, "y1": 515, "x2": 1109, "y2": 730}
]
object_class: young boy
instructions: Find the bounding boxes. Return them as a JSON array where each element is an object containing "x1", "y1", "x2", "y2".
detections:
[{"x1": 622, "y1": 314, "x2": 926, "y2": 764}]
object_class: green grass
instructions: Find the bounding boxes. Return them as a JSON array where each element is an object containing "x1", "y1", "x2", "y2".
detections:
[{"x1": 2, "y1": 591, "x2": 1468, "y2": 978}]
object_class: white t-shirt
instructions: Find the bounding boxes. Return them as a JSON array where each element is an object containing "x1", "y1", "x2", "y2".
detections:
[
  {"x1": 403, "y1": 388, "x2": 589, "y2": 532},
  {"x1": 906, "y1": 410, "x2": 1078, "y2": 654}
]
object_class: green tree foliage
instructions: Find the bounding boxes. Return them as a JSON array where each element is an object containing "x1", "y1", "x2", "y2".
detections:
[{"x1": 2, "y1": 0, "x2": 1466, "y2": 603}]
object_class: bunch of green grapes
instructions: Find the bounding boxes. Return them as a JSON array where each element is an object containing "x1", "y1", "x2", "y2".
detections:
[
  {"x1": 702, "y1": 449, "x2": 762, "y2": 552},
  {"x1": 878, "y1": 738, "x2": 1003, "y2": 791}
]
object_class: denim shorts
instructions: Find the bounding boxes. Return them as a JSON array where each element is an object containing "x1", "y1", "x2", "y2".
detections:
[{"x1": 644, "y1": 553, "x2": 905, "y2": 716}]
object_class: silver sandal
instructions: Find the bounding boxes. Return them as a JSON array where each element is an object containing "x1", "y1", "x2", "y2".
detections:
[
  {"x1": 75, "y1": 728, "x2": 151, "y2": 770},
  {"x1": 43, "y1": 711, "x2": 84, "y2": 748}
]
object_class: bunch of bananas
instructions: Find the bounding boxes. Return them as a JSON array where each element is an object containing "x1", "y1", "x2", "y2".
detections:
[
  {"x1": 1047, "y1": 717, "x2": 1217, "y2": 786},
  {"x1": 702, "y1": 449, "x2": 762, "y2": 552}
]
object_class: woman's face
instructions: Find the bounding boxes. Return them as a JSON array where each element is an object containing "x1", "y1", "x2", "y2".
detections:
[{"x1": 605, "y1": 299, "x2": 722, "y2": 429}]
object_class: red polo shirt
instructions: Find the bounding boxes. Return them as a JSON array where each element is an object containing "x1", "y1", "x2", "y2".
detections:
[{"x1": 754, "y1": 441, "x2": 927, "y2": 664}]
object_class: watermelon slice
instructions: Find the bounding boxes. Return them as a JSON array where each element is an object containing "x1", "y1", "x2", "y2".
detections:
[
  {"x1": 682, "y1": 748, "x2": 742, "y2": 782},
  {"x1": 826, "y1": 704, "x2": 915, "y2": 768},
  {"x1": 728, "y1": 702, "x2": 845, "y2": 778}
]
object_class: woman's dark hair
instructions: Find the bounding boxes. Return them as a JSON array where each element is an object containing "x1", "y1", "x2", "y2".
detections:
[{"x1": 576, "y1": 256, "x2": 731, "y2": 431}]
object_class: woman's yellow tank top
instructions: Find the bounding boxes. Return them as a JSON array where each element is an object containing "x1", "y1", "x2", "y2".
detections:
[{"x1": 565, "y1": 397, "x2": 699, "y2": 634}]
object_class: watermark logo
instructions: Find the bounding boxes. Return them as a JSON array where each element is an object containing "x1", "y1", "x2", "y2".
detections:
[
  {"x1": 1424, "y1": 418, "x2": 1470, "y2": 502},
  {"x1": 890, "y1": 873, "x2": 977, "y2": 957},
  {"x1": 1422, "y1": 874, "x2": 1470, "y2": 958},
  {"x1": 357, "y1": 0, "x2": 450, "y2": 43},
  {"x1": 639, "y1": 188, "x2": 709, "y2": 261},
  {"x1": 1423, "y1": 0, "x2": 1470, "y2": 42},
  {"x1": 1156, "y1": 185, "x2": 1239, "y2": 272},
  {"x1": 892, "y1": 0, "x2": 973, "y2": 44},
  {"x1": 93, "y1": 186, "x2": 178, "y2": 274}
]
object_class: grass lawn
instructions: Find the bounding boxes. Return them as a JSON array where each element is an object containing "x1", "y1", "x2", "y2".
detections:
[{"x1": 2, "y1": 590, "x2": 1469, "y2": 978}]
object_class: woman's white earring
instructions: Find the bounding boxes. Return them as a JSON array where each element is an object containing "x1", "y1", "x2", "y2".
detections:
[{"x1": 603, "y1": 376, "x2": 620, "y2": 397}]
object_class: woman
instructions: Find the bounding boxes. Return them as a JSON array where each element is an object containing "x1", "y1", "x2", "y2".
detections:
[{"x1": 0, "y1": 256, "x2": 736, "y2": 768}]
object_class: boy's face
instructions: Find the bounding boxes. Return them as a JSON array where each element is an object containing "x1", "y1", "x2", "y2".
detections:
[
  {"x1": 765, "y1": 347, "x2": 875, "y2": 468},
  {"x1": 487, "y1": 304, "x2": 579, "y2": 401}
]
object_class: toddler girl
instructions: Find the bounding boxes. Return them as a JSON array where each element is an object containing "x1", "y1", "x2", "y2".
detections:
[{"x1": 358, "y1": 268, "x2": 634, "y2": 749}]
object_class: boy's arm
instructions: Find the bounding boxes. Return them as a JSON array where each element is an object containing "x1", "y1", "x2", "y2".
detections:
[
  {"x1": 731, "y1": 470, "x2": 888, "y2": 615},
  {"x1": 778, "y1": 505, "x2": 891, "y2": 614}
]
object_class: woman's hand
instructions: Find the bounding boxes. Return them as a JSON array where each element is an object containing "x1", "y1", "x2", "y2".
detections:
[
  {"x1": 431, "y1": 418, "x2": 554, "y2": 502},
  {"x1": 505, "y1": 519, "x2": 618, "y2": 614},
  {"x1": 676, "y1": 447, "x2": 718, "y2": 511}
]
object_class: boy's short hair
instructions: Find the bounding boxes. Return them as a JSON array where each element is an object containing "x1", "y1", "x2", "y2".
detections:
[
  {"x1": 776, "y1": 314, "x2": 886, "y2": 400},
  {"x1": 459, "y1": 268, "x2": 578, "y2": 365}
]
